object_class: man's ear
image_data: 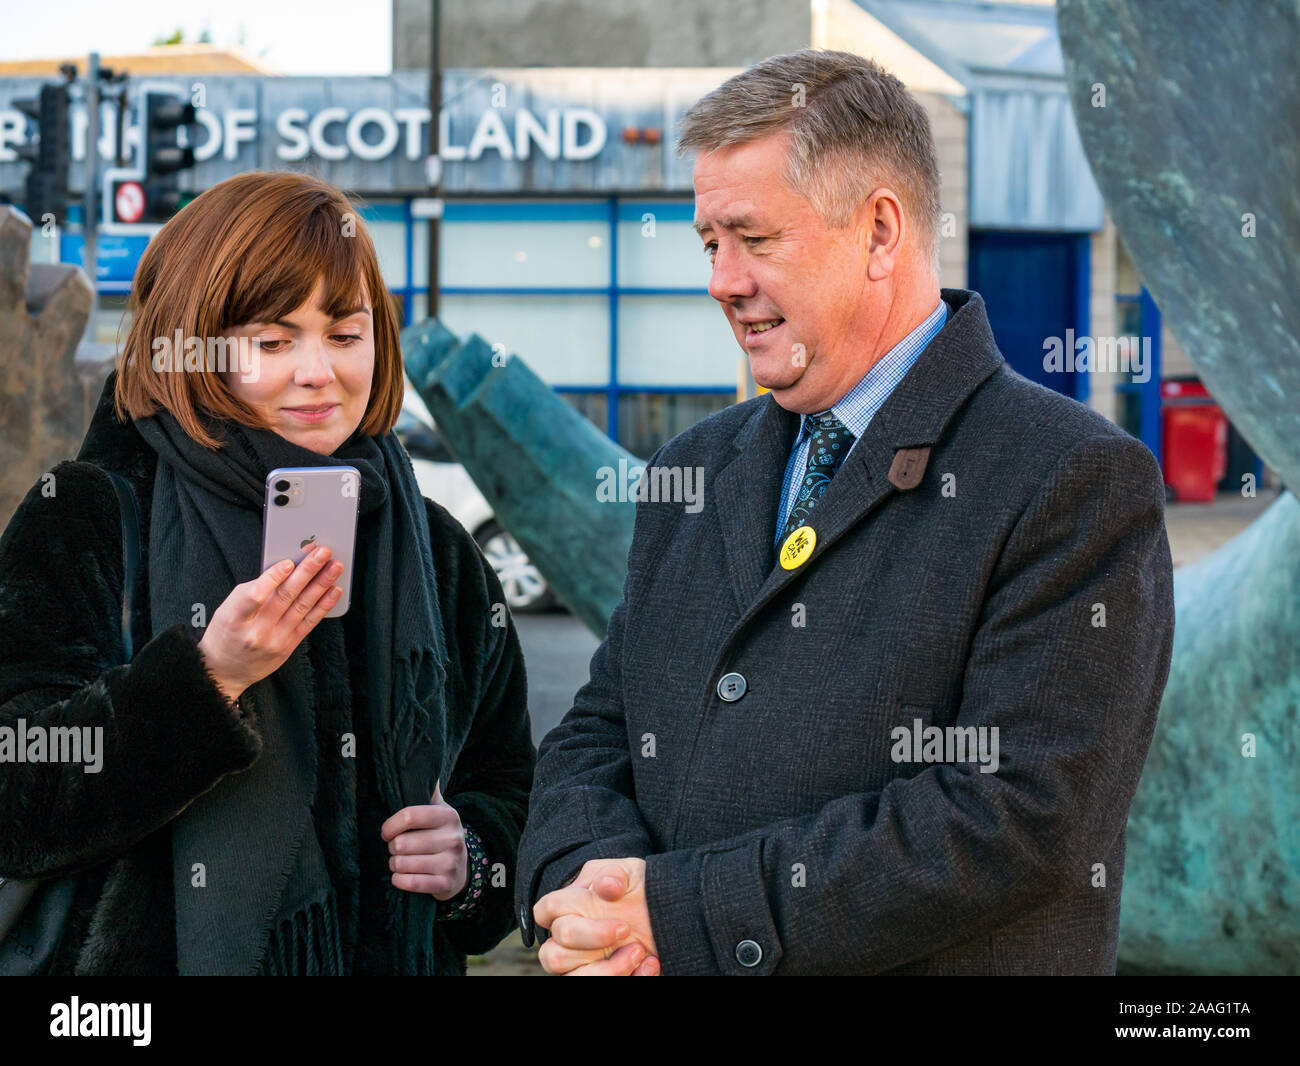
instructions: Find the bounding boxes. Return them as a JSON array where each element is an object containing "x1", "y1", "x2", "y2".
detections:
[{"x1": 859, "y1": 187, "x2": 906, "y2": 282}]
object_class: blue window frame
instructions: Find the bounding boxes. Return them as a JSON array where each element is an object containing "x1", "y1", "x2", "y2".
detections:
[{"x1": 422, "y1": 197, "x2": 734, "y2": 447}]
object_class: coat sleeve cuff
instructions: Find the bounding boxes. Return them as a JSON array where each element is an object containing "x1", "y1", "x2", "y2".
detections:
[
  {"x1": 516, "y1": 841, "x2": 622, "y2": 948},
  {"x1": 436, "y1": 822, "x2": 489, "y2": 921},
  {"x1": 645, "y1": 839, "x2": 783, "y2": 976},
  {"x1": 515, "y1": 784, "x2": 656, "y2": 946},
  {"x1": 129, "y1": 622, "x2": 262, "y2": 769},
  {"x1": 102, "y1": 620, "x2": 263, "y2": 827}
]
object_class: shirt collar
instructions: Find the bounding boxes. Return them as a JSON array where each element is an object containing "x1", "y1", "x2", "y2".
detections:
[{"x1": 797, "y1": 298, "x2": 949, "y2": 440}]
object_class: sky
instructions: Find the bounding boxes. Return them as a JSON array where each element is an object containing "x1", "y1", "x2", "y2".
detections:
[{"x1": 0, "y1": 0, "x2": 393, "y2": 75}]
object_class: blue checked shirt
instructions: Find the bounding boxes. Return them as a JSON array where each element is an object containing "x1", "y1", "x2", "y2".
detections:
[{"x1": 775, "y1": 299, "x2": 949, "y2": 547}]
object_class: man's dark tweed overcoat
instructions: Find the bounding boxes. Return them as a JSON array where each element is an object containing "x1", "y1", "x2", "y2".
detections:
[
  {"x1": 0, "y1": 381, "x2": 535, "y2": 974},
  {"x1": 516, "y1": 288, "x2": 1175, "y2": 975}
]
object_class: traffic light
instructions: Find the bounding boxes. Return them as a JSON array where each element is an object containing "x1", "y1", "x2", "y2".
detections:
[
  {"x1": 140, "y1": 88, "x2": 197, "y2": 223},
  {"x1": 13, "y1": 82, "x2": 71, "y2": 227}
]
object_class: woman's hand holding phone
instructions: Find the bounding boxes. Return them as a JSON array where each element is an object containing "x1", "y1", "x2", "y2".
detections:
[{"x1": 196, "y1": 546, "x2": 344, "y2": 707}]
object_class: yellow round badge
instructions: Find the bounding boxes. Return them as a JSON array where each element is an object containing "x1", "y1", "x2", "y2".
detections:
[{"x1": 779, "y1": 525, "x2": 817, "y2": 569}]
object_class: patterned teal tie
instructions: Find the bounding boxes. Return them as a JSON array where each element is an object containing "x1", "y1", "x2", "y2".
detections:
[{"x1": 780, "y1": 411, "x2": 856, "y2": 542}]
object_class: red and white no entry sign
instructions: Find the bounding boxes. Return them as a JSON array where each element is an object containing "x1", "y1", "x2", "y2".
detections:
[{"x1": 115, "y1": 181, "x2": 145, "y2": 224}]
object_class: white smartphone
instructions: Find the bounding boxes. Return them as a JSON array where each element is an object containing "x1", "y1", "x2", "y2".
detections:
[{"x1": 261, "y1": 466, "x2": 361, "y2": 618}]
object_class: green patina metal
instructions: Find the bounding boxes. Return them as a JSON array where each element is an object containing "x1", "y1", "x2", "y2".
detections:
[{"x1": 403, "y1": 318, "x2": 638, "y2": 638}]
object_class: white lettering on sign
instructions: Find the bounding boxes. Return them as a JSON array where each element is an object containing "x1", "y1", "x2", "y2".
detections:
[
  {"x1": 393, "y1": 108, "x2": 428, "y2": 160},
  {"x1": 444, "y1": 107, "x2": 605, "y2": 161},
  {"x1": 194, "y1": 109, "x2": 222, "y2": 161},
  {"x1": 276, "y1": 108, "x2": 311, "y2": 161},
  {"x1": 515, "y1": 109, "x2": 559, "y2": 158},
  {"x1": 440, "y1": 109, "x2": 465, "y2": 162},
  {"x1": 0, "y1": 102, "x2": 609, "y2": 165},
  {"x1": 308, "y1": 106, "x2": 349, "y2": 161},
  {"x1": 347, "y1": 107, "x2": 400, "y2": 161},
  {"x1": 68, "y1": 104, "x2": 122, "y2": 164},
  {"x1": 223, "y1": 108, "x2": 258, "y2": 161},
  {"x1": 467, "y1": 109, "x2": 513, "y2": 160},
  {"x1": 562, "y1": 108, "x2": 605, "y2": 160}
]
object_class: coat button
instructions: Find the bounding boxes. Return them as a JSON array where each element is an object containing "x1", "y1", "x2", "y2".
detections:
[
  {"x1": 736, "y1": 939, "x2": 763, "y2": 967},
  {"x1": 716, "y1": 672, "x2": 747, "y2": 702}
]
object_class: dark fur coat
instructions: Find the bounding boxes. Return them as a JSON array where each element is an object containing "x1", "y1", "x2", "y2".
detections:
[{"x1": 0, "y1": 383, "x2": 536, "y2": 975}]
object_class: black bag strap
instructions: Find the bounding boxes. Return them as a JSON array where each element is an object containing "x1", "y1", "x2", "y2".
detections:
[{"x1": 105, "y1": 469, "x2": 142, "y2": 661}]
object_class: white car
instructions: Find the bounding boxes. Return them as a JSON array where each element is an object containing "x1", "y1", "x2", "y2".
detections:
[{"x1": 397, "y1": 384, "x2": 556, "y2": 612}]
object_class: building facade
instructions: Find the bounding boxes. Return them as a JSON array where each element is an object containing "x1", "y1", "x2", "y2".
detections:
[
  {"x1": 0, "y1": 60, "x2": 966, "y2": 459},
  {"x1": 0, "y1": 0, "x2": 1252, "y2": 478}
]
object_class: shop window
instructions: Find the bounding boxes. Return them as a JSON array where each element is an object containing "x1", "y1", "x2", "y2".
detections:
[
  {"x1": 617, "y1": 293, "x2": 740, "y2": 388},
  {"x1": 362, "y1": 214, "x2": 409, "y2": 290},
  {"x1": 616, "y1": 202, "x2": 712, "y2": 290},
  {"x1": 438, "y1": 292, "x2": 610, "y2": 387},
  {"x1": 415, "y1": 209, "x2": 611, "y2": 289}
]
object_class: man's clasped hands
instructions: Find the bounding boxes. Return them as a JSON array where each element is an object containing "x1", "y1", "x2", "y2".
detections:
[{"x1": 533, "y1": 858, "x2": 661, "y2": 976}]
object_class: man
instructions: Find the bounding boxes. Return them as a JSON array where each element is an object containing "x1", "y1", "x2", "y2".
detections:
[{"x1": 515, "y1": 49, "x2": 1174, "y2": 975}]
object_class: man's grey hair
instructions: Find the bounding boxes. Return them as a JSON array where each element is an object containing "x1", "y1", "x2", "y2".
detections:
[{"x1": 677, "y1": 49, "x2": 943, "y2": 277}]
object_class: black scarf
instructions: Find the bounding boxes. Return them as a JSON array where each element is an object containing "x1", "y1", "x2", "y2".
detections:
[{"x1": 132, "y1": 400, "x2": 450, "y2": 975}]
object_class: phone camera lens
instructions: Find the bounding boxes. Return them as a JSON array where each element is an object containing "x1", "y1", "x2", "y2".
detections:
[
  {"x1": 274, "y1": 479, "x2": 290, "y2": 492},
  {"x1": 274, "y1": 494, "x2": 289, "y2": 507}
]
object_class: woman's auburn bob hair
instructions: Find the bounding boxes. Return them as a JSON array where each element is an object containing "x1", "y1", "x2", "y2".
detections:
[{"x1": 114, "y1": 170, "x2": 405, "y2": 450}]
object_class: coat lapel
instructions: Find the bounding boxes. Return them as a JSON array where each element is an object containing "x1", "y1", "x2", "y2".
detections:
[
  {"x1": 726, "y1": 289, "x2": 1007, "y2": 623},
  {"x1": 712, "y1": 395, "x2": 799, "y2": 613}
]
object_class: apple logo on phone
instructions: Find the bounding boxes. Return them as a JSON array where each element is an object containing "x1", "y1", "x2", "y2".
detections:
[{"x1": 301, "y1": 534, "x2": 316, "y2": 550}]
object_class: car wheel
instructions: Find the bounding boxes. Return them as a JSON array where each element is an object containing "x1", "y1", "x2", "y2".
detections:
[{"x1": 474, "y1": 522, "x2": 556, "y2": 613}]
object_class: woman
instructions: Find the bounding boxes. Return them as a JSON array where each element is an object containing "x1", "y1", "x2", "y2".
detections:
[{"x1": 0, "y1": 171, "x2": 536, "y2": 975}]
